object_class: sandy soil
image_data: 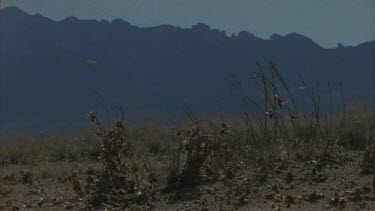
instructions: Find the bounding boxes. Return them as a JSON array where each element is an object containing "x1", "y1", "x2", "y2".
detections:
[{"x1": 1, "y1": 153, "x2": 375, "y2": 211}]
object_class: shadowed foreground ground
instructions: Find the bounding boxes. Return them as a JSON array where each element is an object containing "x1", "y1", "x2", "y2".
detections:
[{"x1": 1, "y1": 150, "x2": 375, "y2": 211}]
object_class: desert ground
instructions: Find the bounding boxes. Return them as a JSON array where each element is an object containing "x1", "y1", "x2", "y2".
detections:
[{"x1": 1, "y1": 121, "x2": 375, "y2": 211}]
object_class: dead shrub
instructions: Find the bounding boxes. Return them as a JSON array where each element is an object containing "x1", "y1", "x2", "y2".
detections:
[
  {"x1": 68, "y1": 110, "x2": 152, "y2": 209},
  {"x1": 166, "y1": 121, "x2": 233, "y2": 189},
  {"x1": 361, "y1": 143, "x2": 375, "y2": 174}
]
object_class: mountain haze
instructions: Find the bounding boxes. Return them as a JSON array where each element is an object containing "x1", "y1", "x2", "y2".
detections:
[{"x1": 0, "y1": 7, "x2": 374, "y2": 135}]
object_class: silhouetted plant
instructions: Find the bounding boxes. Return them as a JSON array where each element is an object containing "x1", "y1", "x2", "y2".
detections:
[
  {"x1": 68, "y1": 110, "x2": 153, "y2": 209},
  {"x1": 166, "y1": 119, "x2": 232, "y2": 189}
]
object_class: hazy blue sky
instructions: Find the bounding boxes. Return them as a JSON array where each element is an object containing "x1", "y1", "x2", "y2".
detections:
[{"x1": 2, "y1": 0, "x2": 374, "y2": 47}]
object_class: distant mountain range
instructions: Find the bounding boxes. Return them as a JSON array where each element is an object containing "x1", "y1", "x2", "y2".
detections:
[{"x1": 0, "y1": 7, "x2": 374, "y2": 136}]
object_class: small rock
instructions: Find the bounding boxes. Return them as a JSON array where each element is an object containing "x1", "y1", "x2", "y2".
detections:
[
  {"x1": 285, "y1": 195, "x2": 295, "y2": 204},
  {"x1": 311, "y1": 172, "x2": 328, "y2": 183},
  {"x1": 363, "y1": 186, "x2": 372, "y2": 194},
  {"x1": 37, "y1": 198, "x2": 45, "y2": 207},
  {"x1": 303, "y1": 190, "x2": 324, "y2": 202},
  {"x1": 64, "y1": 204, "x2": 73, "y2": 209},
  {"x1": 226, "y1": 170, "x2": 235, "y2": 180},
  {"x1": 23, "y1": 204, "x2": 33, "y2": 208},
  {"x1": 364, "y1": 195, "x2": 375, "y2": 201},
  {"x1": 285, "y1": 170, "x2": 293, "y2": 183},
  {"x1": 206, "y1": 187, "x2": 215, "y2": 194},
  {"x1": 359, "y1": 201, "x2": 367, "y2": 209},
  {"x1": 344, "y1": 190, "x2": 353, "y2": 195}
]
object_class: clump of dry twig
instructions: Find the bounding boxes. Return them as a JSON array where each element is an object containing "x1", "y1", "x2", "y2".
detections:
[
  {"x1": 68, "y1": 110, "x2": 153, "y2": 209},
  {"x1": 165, "y1": 117, "x2": 234, "y2": 191}
]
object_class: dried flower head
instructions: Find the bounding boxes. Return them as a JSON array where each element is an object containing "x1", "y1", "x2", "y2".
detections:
[
  {"x1": 221, "y1": 122, "x2": 230, "y2": 129},
  {"x1": 116, "y1": 120, "x2": 124, "y2": 129},
  {"x1": 219, "y1": 122, "x2": 230, "y2": 134},
  {"x1": 190, "y1": 127, "x2": 200, "y2": 137},
  {"x1": 275, "y1": 94, "x2": 285, "y2": 108},
  {"x1": 176, "y1": 129, "x2": 182, "y2": 137},
  {"x1": 88, "y1": 112, "x2": 96, "y2": 123},
  {"x1": 288, "y1": 115, "x2": 298, "y2": 120},
  {"x1": 95, "y1": 130, "x2": 102, "y2": 136},
  {"x1": 266, "y1": 110, "x2": 274, "y2": 119}
]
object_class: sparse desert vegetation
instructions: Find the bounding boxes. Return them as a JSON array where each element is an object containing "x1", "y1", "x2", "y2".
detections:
[{"x1": 1, "y1": 62, "x2": 375, "y2": 211}]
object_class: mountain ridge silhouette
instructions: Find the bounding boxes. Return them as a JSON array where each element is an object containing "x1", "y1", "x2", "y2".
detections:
[{"x1": 0, "y1": 6, "x2": 374, "y2": 135}]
